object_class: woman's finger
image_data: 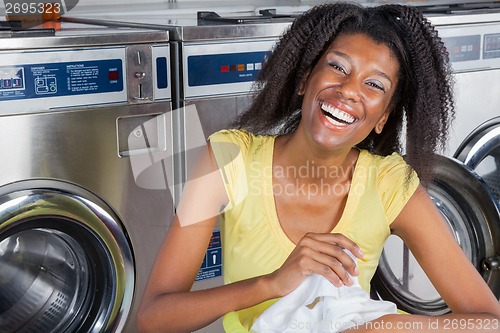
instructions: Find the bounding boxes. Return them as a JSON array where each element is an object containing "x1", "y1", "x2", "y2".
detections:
[
  {"x1": 311, "y1": 233, "x2": 364, "y2": 259},
  {"x1": 300, "y1": 250, "x2": 354, "y2": 287},
  {"x1": 298, "y1": 233, "x2": 362, "y2": 277}
]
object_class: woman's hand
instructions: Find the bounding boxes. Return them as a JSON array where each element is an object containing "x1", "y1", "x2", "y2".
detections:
[{"x1": 267, "y1": 232, "x2": 364, "y2": 297}]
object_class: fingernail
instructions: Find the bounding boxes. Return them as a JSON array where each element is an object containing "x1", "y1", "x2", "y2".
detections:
[
  {"x1": 347, "y1": 275, "x2": 353, "y2": 285},
  {"x1": 354, "y1": 266, "x2": 359, "y2": 276},
  {"x1": 357, "y1": 248, "x2": 364, "y2": 258}
]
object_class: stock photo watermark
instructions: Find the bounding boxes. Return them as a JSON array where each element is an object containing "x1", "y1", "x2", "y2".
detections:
[
  {"x1": 127, "y1": 105, "x2": 371, "y2": 227},
  {"x1": 287, "y1": 317, "x2": 500, "y2": 332},
  {"x1": 3, "y1": 0, "x2": 79, "y2": 16}
]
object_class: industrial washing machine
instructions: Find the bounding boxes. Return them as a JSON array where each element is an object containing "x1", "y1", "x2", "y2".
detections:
[
  {"x1": 0, "y1": 21, "x2": 174, "y2": 332},
  {"x1": 370, "y1": 2, "x2": 500, "y2": 315},
  {"x1": 63, "y1": 7, "x2": 294, "y2": 332}
]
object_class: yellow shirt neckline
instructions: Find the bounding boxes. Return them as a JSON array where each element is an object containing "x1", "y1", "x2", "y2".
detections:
[{"x1": 261, "y1": 136, "x2": 368, "y2": 252}]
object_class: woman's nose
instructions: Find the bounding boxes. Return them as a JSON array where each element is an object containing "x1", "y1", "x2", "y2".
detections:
[{"x1": 336, "y1": 77, "x2": 361, "y2": 102}]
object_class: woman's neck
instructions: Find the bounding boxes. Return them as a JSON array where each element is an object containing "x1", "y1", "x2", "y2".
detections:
[{"x1": 273, "y1": 131, "x2": 358, "y2": 185}]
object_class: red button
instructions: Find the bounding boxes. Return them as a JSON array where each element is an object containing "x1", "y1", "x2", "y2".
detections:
[
  {"x1": 221, "y1": 65, "x2": 229, "y2": 72},
  {"x1": 108, "y1": 71, "x2": 119, "y2": 80}
]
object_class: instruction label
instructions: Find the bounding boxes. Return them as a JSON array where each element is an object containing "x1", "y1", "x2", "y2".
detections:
[
  {"x1": 0, "y1": 59, "x2": 123, "y2": 101},
  {"x1": 196, "y1": 230, "x2": 222, "y2": 281}
]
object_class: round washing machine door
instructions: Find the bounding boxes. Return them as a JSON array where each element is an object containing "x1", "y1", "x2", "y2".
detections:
[
  {"x1": 455, "y1": 117, "x2": 500, "y2": 204},
  {"x1": 455, "y1": 116, "x2": 500, "y2": 296},
  {"x1": 0, "y1": 180, "x2": 134, "y2": 333},
  {"x1": 371, "y1": 154, "x2": 500, "y2": 315}
]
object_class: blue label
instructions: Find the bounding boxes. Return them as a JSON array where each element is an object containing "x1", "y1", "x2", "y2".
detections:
[
  {"x1": 156, "y1": 57, "x2": 168, "y2": 89},
  {"x1": 187, "y1": 51, "x2": 269, "y2": 87},
  {"x1": 196, "y1": 230, "x2": 222, "y2": 281},
  {"x1": 0, "y1": 59, "x2": 123, "y2": 101}
]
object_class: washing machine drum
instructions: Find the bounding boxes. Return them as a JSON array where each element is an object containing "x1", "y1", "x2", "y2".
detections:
[
  {"x1": 371, "y1": 151, "x2": 500, "y2": 315},
  {"x1": 0, "y1": 181, "x2": 134, "y2": 333}
]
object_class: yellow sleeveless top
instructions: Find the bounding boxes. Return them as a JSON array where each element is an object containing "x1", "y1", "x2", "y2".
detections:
[{"x1": 208, "y1": 129, "x2": 419, "y2": 333}]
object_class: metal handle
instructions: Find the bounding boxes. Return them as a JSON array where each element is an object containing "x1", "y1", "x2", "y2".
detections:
[
  {"x1": 482, "y1": 256, "x2": 500, "y2": 271},
  {"x1": 134, "y1": 72, "x2": 146, "y2": 79}
]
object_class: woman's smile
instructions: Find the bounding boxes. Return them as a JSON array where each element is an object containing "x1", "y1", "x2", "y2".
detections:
[
  {"x1": 319, "y1": 100, "x2": 358, "y2": 128},
  {"x1": 296, "y1": 32, "x2": 400, "y2": 151}
]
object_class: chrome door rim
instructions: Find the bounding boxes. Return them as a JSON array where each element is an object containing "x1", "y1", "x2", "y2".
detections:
[
  {"x1": 0, "y1": 179, "x2": 134, "y2": 333},
  {"x1": 454, "y1": 117, "x2": 500, "y2": 169}
]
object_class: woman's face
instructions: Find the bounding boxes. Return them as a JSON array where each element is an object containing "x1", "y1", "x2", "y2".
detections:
[{"x1": 297, "y1": 32, "x2": 400, "y2": 152}]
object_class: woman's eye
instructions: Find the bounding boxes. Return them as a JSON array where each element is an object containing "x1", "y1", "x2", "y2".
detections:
[
  {"x1": 328, "y1": 62, "x2": 347, "y2": 74},
  {"x1": 367, "y1": 81, "x2": 386, "y2": 92}
]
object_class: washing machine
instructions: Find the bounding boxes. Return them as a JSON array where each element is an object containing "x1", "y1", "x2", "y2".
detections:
[
  {"x1": 0, "y1": 21, "x2": 174, "y2": 332},
  {"x1": 62, "y1": 7, "x2": 295, "y2": 332},
  {"x1": 371, "y1": 3, "x2": 500, "y2": 315}
]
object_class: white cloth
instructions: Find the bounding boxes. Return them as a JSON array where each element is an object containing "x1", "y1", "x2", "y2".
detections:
[{"x1": 250, "y1": 251, "x2": 397, "y2": 333}]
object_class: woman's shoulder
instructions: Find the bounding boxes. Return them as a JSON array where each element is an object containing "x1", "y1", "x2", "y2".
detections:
[
  {"x1": 209, "y1": 129, "x2": 274, "y2": 151},
  {"x1": 360, "y1": 148, "x2": 419, "y2": 190},
  {"x1": 209, "y1": 129, "x2": 252, "y2": 144},
  {"x1": 361, "y1": 149, "x2": 409, "y2": 170},
  {"x1": 359, "y1": 149, "x2": 418, "y2": 185}
]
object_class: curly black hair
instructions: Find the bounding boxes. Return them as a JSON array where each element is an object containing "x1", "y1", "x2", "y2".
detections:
[{"x1": 232, "y1": 2, "x2": 454, "y2": 183}]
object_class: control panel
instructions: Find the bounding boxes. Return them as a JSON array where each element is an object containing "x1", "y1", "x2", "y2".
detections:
[
  {"x1": 183, "y1": 39, "x2": 276, "y2": 99},
  {"x1": 484, "y1": 33, "x2": 500, "y2": 59},
  {"x1": 188, "y1": 51, "x2": 267, "y2": 87},
  {"x1": 438, "y1": 22, "x2": 500, "y2": 72},
  {"x1": 0, "y1": 59, "x2": 123, "y2": 100},
  {"x1": 0, "y1": 44, "x2": 171, "y2": 115}
]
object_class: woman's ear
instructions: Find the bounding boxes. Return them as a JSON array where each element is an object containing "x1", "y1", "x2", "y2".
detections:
[
  {"x1": 297, "y1": 72, "x2": 310, "y2": 96},
  {"x1": 375, "y1": 110, "x2": 391, "y2": 134}
]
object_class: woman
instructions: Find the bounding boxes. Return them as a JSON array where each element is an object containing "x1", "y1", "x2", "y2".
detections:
[{"x1": 137, "y1": 3, "x2": 500, "y2": 332}]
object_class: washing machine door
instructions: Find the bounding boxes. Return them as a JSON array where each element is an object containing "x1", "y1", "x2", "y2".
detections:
[
  {"x1": 455, "y1": 116, "x2": 500, "y2": 293},
  {"x1": 0, "y1": 180, "x2": 134, "y2": 333},
  {"x1": 455, "y1": 117, "x2": 500, "y2": 203},
  {"x1": 371, "y1": 154, "x2": 500, "y2": 315}
]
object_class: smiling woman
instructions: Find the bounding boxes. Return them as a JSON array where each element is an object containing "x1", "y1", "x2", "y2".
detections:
[
  {"x1": 296, "y1": 33, "x2": 399, "y2": 152},
  {"x1": 136, "y1": 3, "x2": 500, "y2": 333}
]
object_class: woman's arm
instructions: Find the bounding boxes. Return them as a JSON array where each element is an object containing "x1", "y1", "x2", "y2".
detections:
[
  {"x1": 136, "y1": 214, "x2": 279, "y2": 333},
  {"x1": 351, "y1": 185, "x2": 500, "y2": 332},
  {"x1": 136, "y1": 142, "x2": 279, "y2": 332}
]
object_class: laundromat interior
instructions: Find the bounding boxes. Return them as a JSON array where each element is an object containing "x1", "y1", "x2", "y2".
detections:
[{"x1": 0, "y1": 0, "x2": 499, "y2": 332}]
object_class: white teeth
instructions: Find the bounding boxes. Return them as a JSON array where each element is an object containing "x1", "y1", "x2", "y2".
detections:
[{"x1": 320, "y1": 103, "x2": 355, "y2": 125}]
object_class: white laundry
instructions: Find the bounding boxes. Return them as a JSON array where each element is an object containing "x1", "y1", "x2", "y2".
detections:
[{"x1": 250, "y1": 251, "x2": 397, "y2": 333}]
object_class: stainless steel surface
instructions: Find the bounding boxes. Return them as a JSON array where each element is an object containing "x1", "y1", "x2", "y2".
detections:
[
  {"x1": 455, "y1": 118, "x2": 500, "y2": 166},
  {"x1": 184, "y1": 95, "x2": 251, "y2": 137},
  {"x1": 0, "y1": 184, "x2": 132, "y2": 333},
  {"x1": 127, "y1": 45, "x2": 154, "y2": 102},
  {"x1": 0, "y1": 21, "x2": 169, "y2": 50},
  {"x1": 455, "y1": 117, "x2": 500, "y2": 206},
  {"x1": 63, "y1": 15, "x2": 293, "y2": 41},
  {"x1": 0, "y1": 24, "x2": 174, "y2": 333}
]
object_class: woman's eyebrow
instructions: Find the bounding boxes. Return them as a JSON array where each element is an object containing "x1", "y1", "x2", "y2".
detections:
[
  {"x1": 330, "y1": 50, "x2": 351, "y2": 61},
  {"x1": 373, "y1": 70, "x2": 394, "y2": 87}
]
